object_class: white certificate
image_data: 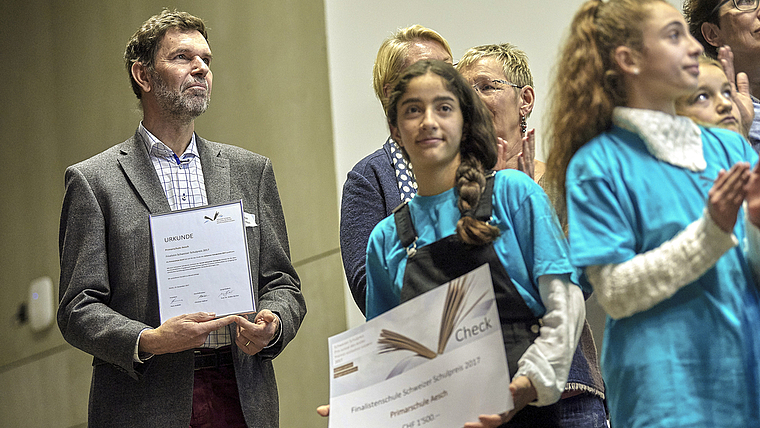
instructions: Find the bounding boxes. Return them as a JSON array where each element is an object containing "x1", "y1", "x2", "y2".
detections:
[
  {"x1": 149, "y1": 200, "x2": 255, "y2": 323},
  {"x1": 328, "y1": 263, "x2": 512, "y2": 428}
]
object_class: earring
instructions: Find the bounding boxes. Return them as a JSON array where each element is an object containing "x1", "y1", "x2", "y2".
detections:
[
  {"x1": 632, "y1": 68, "x2": 640, "y2": 76},
  {"x1": 520, "y1": 114, "x2": 527, "y2": 135}
]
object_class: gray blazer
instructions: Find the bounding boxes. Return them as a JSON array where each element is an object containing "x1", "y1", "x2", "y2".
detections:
[{"x1": 58, "y1": 131, "x2": 306, "y2": 428}]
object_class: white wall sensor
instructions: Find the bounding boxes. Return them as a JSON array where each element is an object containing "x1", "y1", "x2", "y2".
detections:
[{"x1": 29, "y1": 276, "x2": 54, "y2": 332}]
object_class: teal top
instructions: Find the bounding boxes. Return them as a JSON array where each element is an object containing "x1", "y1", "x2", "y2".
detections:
[
  {"x1": 366, "y1": 169, "x2": 579, "y2": 320},
  {"x1": 567, "y1": 124, "x2": 760, "y2": 427}
]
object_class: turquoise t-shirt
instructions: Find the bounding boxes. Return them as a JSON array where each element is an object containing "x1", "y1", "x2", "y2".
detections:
[
  {"x1": 365, "y1": 169, "x2": 579, "y2": 320},
  {"x1": 567, "y1": 124, "x2": 760, "y2": 428}
]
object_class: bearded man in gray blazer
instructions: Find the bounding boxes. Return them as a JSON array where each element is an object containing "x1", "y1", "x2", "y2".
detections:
[{"x1": 57, "y1": 10, "x2": 306, "y2": 428}]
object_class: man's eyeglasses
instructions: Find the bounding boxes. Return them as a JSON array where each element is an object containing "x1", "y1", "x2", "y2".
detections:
[
  {"x1": 471, "y1": 79, "x2": 523, "y2": 95},
  {"x1": 711, "y1": 0, "x2": 759, "y2": 17}
]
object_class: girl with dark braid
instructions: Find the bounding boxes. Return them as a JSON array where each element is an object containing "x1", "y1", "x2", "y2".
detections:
[{"x1": 365, "y1": 59, "x2": 585, "y2": 428}]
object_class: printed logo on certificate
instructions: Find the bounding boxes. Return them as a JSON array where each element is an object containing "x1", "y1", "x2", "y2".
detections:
[
  {"x1": 328, "y1": 264, "x2": 512, "y2": 427},
  {"x1": 149, "y1": 200, "x2": 255, "y2": 323}
]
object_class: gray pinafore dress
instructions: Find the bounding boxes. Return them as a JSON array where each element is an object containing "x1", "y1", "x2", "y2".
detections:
[{"x1": 393, "y1": 175, "x2": 560, "y2": 427}]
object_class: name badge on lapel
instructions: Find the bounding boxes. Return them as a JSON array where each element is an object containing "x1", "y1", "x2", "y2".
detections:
[{"x1": 244, "y1": 212, "x2": 257, "y2": 228}]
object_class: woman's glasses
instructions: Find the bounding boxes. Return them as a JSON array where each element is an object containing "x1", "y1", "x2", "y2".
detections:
[
  {"x1": 711, "y1": 0, "x2": 760, "y2": 17},
  {"x1": 471, "y1": 79, "x2": 523, "y2": 96}
]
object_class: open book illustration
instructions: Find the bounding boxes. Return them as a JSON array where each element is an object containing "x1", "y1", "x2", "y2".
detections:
[
  {"x1": 327, "y1": 263, "x2": 512, "y2": 426},
  {"x1": 377, "y1": 271, "x2": 490, "y2": 365}
]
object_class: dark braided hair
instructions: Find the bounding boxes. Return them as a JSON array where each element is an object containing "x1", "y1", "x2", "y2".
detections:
[{"x1": 386, "y1": 59, "x2": 500, "y2": 245}]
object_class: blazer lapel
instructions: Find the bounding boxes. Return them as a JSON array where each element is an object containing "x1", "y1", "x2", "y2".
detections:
[
  {"x1": 197, "y1": 136, "x2": 231, "y2": 204},
  {"x1": 117, "y1": 132, "x2": 171, "y2": 214}
]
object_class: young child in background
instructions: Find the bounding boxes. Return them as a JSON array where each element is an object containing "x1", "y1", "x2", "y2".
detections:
[{"x1": 676, "y1": 54, "x2": 751, "y2": 138}]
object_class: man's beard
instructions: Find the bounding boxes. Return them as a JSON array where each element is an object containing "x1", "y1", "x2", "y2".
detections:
[{"x1": 151, "y1": 71, "x2": 210, "y2": 121}]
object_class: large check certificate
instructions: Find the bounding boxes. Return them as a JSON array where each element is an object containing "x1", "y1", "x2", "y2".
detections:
[
  {"x1": 328, "y1": 264, "x2": 512, "y2": 428},
  {"x1": 149, "y1": 200, "x2": 254, "y2": 323}
]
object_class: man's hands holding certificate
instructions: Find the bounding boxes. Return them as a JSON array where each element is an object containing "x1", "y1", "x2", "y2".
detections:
[
  {"x1": 139, "y1": 312, "x2": 237, "y2": 355},
  {"x1": 234, "y1": 310, "x2": 280, "y2": 355},
  {"x1": 138, "y1": 310, "x2": 279, "y2": 356}
]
